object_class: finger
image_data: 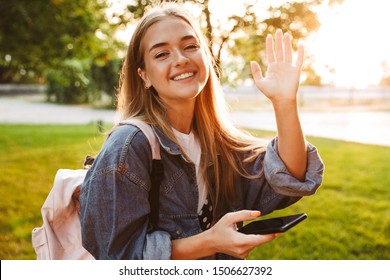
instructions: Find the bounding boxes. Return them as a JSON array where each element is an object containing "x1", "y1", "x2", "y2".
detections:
[
  {"x1": 226, "y1": 210, "x2": 261, "y2": 225},
  {"x1": 255, "y1": 233, "x2": 277, "y2": 242},
  {"x1": 250, "y1": 61, "x2": 263, "y2": 81},
  {"x1": 283, "y1": 33, "x2": 293, "y2": 64},
  {"x1": 295, "y1": 43, "x2": 305, "y2": 68},
  {"x1": 266, "y1": 34, "x2": 275, "y2": 64},
  {"x1": 274, "y1": 29, "x2": 284, "y2": 62},
  {"x1": 241, "y1": 233, "x2": 276, "y2": 248}
]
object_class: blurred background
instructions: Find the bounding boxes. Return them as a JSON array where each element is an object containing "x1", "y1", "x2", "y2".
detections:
[
  {"x1": 0, "y1": 0, "x2": 389, "y2": 260},
  {"x1": 3, "y1": 0, "x2": 390, "y2": 92},
  {"x1": 1, "y1": 0, "x2": 390, "y2": 144}
]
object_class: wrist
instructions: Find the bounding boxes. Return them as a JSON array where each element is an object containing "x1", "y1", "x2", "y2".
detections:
[
  {"x1": 271, "y1": 99, "x2": 299, "y2": 117},
  {"x1": 201, "y1": 227, "x2": 217, "y2": 256},
  {"x1": 271, "y1": 98, "x2": 298, "y2": 110},
  {"x1": 171, "y1": 228, "x2": 216, "y2": 259}
]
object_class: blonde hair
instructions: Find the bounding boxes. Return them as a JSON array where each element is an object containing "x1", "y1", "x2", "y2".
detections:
[{"x1": 117, "y1": 3, "x2": 267, "y2": 207}]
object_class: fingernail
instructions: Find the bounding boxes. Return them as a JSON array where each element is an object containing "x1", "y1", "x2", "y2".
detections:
[
  {"x1": 250, "y1": 211, "x2": 261, "y2": 217},
  {"x1": 274, "y1": 233, "x2": 281, "y2": 237}
]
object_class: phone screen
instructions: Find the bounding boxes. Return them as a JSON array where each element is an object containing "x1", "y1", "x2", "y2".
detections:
[{"x1": 238, "y1": 213, "x2": 307, "y2": 235}]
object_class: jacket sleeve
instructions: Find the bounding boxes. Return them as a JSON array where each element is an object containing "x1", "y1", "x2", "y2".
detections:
[
  {"x1": 241, "y1": 137, "x2": 324, "y2": 215},
  {"x1": 79, "y1": 126, "x2": 171, "y2": 260},
  {"x1": 264, "y1": 137, "x2": 324, "y2": 197}
]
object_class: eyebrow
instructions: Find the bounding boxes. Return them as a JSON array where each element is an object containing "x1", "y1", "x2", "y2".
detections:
[{"x1": 148, "y1": 35, "x2": 197, "y2": 53}]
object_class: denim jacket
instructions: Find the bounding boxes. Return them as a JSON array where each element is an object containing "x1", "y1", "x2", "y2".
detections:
[{"x1": 79, "y1": 124, "x2": 324, "y2": 260}]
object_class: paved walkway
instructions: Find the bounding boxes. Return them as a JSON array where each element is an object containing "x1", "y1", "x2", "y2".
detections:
[
  {"x1": 1, "y1": 96, "x2": 389, "y2": 147},
  {"x1": 230, "y1": 110, "x2": 390, "y2": 147},
  {"x1": 0, "y1": 96, "x2": 118, "y2": 124}
]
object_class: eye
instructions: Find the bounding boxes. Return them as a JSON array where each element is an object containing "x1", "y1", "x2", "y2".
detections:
[
  {"x1": 155, "y1": 51, "x2": 169, "y2": 59},
  {"x1": 184, "y1": 43, "x2": 200, "y2": 51}
]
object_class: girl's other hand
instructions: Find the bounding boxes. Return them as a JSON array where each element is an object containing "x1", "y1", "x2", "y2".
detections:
[
  {"x1": 207, "y1": 210, "x2": 277, "y2": 259},
  {"x1": 250, "y1": 29, "x2": 304, "y2": 105}
]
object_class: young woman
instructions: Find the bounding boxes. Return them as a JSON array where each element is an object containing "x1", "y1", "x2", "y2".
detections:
[{"x1": 79, "y1": 3, "x2": 324, "y2": 260}]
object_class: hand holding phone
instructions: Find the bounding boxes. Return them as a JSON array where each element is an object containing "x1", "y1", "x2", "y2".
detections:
[{"x1": 238, "y1": 213, "x2": 307, "y2": 235}]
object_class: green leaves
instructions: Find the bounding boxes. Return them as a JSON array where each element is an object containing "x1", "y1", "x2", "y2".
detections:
[{"x1": 0, "y1": 0, "x2": 119, "y2": 84}]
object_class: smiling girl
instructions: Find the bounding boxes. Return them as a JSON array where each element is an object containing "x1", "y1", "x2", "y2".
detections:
[{"x1": 79, "y1": 3, "x2": 324, "y2": 260}]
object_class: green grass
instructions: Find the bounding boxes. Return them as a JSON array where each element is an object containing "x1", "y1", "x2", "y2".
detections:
[
  {"x1": 247, "y1": 132, "x2": 390, "y2": 260},
  {"x1": 0, "y1": 123, "x2": 107, "y2": 260},
  {"x1": 0, "y1": 124, "x2": 389, "y2": 259}
]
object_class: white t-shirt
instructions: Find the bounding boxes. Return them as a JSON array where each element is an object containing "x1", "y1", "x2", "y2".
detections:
[{"x1": 172, "y1": 128, "x2": 207, "y2": 213}]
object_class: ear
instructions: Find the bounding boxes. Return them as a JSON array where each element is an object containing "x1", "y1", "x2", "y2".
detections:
[{"x1": 137, "y1": 67, "x2": 152, "y2": 88}]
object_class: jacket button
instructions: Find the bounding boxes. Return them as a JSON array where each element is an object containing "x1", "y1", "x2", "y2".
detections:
[{"x1": 175, "y1": 230, "x2": 181, "y2": 235}]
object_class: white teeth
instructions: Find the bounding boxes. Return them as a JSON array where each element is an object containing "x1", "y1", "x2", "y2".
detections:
[{"x1": 173, "y1": 72, "x2": 194, "y2": 81}]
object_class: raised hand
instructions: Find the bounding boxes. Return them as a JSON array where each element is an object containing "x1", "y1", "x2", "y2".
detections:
[{"x1": 250, "y1": 29, "x2": 304, "y2": 104}]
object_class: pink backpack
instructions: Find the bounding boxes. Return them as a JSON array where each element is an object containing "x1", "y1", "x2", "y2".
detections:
[{"x1": 31, "y1": 120, "x2": 161, "y2": 259}]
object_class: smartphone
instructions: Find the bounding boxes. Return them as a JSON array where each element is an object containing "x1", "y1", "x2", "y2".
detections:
[{"x1": 238, "y1": 213, "x2": 307, "y2": 235}]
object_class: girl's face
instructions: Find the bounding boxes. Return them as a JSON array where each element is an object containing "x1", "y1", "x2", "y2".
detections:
[{"x1": 137, "y1": 17, "x2": 209, "y2": 109}]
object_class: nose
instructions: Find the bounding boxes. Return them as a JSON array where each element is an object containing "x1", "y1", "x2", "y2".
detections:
[{"x1": 173, "y1": 49, "x2": 189, "y2": 66}]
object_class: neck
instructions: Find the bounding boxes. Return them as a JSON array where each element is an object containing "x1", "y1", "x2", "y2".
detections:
[{"x1": 166, "y1": 101, "x2": 195, "y2": 134}]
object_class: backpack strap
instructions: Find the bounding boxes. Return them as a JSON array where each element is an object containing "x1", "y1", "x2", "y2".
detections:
[
  {"x1": 150, "y1": 159, "x2": 163, "y2": 225},
  {"x1": 118, "y1": 119, "x2": 160, "y2": 160},
  {"x1": 118, "y1": 119, "x2": 163, "y2": 226}
]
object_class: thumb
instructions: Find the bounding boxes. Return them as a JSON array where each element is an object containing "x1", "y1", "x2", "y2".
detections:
[
  {"x1": 226, "y1": 210, "x2": 261, "y2": 225},
  {"x1": 250, "y1": 61, "x2": 263, "y2": 81}
]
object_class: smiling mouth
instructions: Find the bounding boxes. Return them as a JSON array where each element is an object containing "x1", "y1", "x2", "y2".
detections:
[{"x1": 172, "y1": 72, "x2": 195, "y2": 81}]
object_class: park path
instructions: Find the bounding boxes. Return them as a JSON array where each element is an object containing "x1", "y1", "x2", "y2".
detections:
[
  {"x1": 1, "y1": 95, "x2": 389, "y2": 147},
  {"x1": 0, "y1": 96, "x2": 118, "y2": 124},
  {"x1": 230, "y1": 110, "x2": 390, "y2": 147}
]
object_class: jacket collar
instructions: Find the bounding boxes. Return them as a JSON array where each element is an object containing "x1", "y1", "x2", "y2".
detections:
[{"x1": 152, "y1": 126, "x2": 191, "y2": 160}]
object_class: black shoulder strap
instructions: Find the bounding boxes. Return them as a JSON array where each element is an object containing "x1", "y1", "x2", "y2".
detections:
[{"x1": 149, "y1": 159, "x2": 164, "y2": 225}]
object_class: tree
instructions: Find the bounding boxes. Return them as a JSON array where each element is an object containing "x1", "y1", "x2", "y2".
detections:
[
  {"x1": 0, "y1": 0, "x2": 121, "y2": 84},
  {"x1": 115, "y1": 0, "x2": 331, "y2": 86},
  {"x1": 0, "y1": 0, "x2": 125, "y2": 104}
]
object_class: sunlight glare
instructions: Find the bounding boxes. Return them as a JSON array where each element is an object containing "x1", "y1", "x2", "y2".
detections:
[
  {"x1": 107, "y1": 0, "x2": 390, "y2": 88},
  {"x1": 309, "y1": 0, "x2": 390, "y2": 88}
]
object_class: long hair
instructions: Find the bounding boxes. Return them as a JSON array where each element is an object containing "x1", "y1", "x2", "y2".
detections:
[{"x1": 117, "y1": 3, "x2": 267, "y2": 207}]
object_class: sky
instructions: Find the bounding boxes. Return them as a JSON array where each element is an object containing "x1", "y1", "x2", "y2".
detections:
[
  {"x1": 308, "y1": 0, "x2": 390, "y2": 88},
  {"x1": 109, "y1": 0, "x2": 390, "y2": 89}
]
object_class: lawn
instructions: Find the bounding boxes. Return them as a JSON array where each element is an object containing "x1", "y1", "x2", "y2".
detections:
[{"x1": 0, "y1": 124, "x2": 389, "y2": 259}]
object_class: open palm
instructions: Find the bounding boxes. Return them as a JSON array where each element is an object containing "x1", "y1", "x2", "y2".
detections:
[{"x1": 251, "y1": 29, "x2": 304, "y2": 103}]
